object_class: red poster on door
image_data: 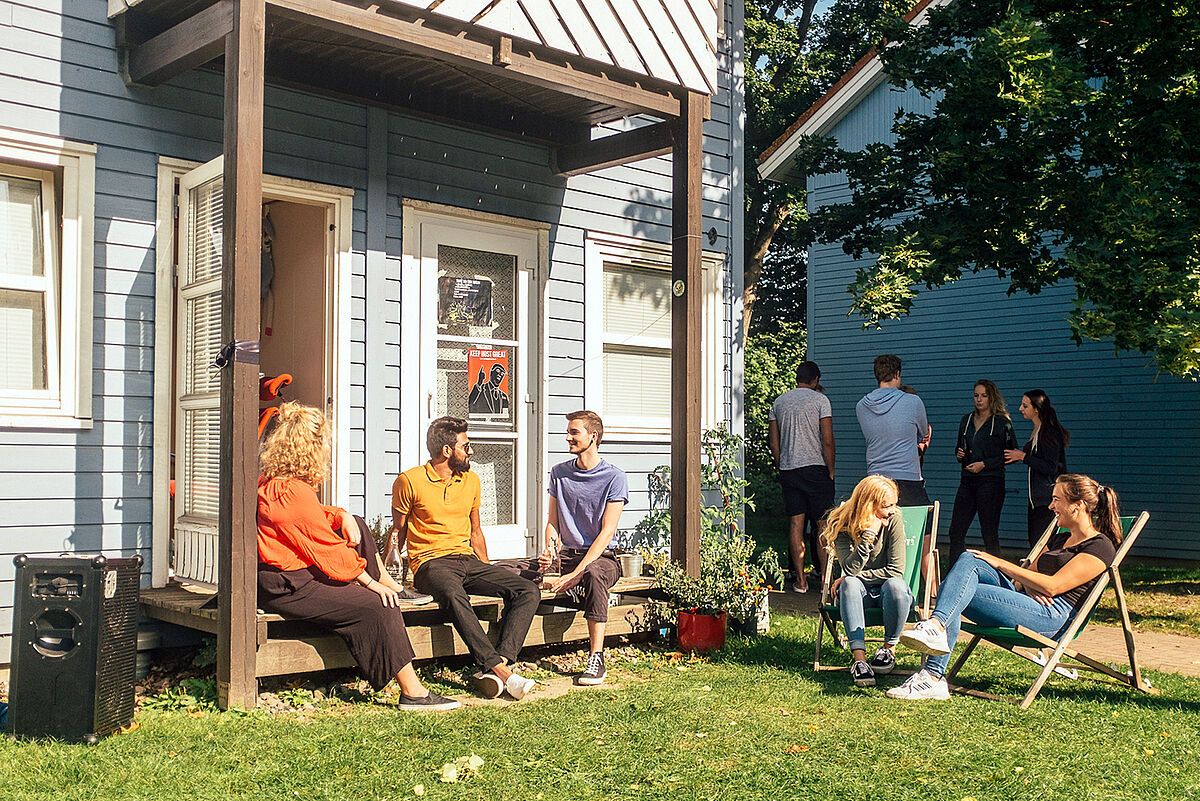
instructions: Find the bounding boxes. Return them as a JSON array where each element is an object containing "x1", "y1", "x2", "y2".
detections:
[{"x1": 467, "y1": 348, "x2": 510, "y2": 417}]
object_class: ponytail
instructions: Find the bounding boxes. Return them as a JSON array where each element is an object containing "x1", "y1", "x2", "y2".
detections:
[{"x1": 1055, "y1": 474, "x2": 1122, "y2": 547}]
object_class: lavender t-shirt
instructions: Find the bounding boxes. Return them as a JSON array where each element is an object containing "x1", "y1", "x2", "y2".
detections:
[{"x1": 549, "y1": 458, "x2": 629, "y2": 548}]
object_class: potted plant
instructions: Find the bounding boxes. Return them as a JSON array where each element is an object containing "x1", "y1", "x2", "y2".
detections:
[{"x1": 635, "y1": 427, "x2": 783, "y2": 649}]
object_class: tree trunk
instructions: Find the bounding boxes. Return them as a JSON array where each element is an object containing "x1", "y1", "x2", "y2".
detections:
[{"x1": 743, "y1": 200, "x2": 792, "y2": 341}]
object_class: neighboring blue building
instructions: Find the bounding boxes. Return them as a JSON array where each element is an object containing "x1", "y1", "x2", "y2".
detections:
[
  {"x1": 760, "y1": 2, "x2": 1199, "y2": 561},
  {"x1": 0, "y1": 0, "x2": 746, "y2": 674}
]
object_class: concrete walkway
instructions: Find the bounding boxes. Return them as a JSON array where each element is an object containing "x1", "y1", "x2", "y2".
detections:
[{"x1": 771, "y1": 589, "x2": 1200, "y2": 678}]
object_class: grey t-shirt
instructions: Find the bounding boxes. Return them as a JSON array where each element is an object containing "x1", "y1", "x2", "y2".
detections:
[
  {"x1": 769, "y1": 387, "x2": 832, "y2": 471},
  {"x1": 549, "y1": 458, "x2": 630, "y2": 549}
]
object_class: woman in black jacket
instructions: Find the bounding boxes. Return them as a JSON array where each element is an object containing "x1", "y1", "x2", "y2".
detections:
[
  {"x1": 1005, "y1": 389, "x2": 1070, "y2": 547},
  {"x1": 947, "y1": 380, "x2": 1017, "y2": 561}
]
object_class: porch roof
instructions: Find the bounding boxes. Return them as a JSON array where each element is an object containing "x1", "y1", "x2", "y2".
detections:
[{"x1": 112, "y1": 0, "x2": 713, "y2": 143}]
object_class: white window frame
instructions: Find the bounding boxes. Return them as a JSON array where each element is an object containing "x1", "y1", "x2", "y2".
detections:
[
  {"x1": 584, "y1": 232, "x2": 725, "y2": 438},
  {"x1": 0, "y1": 127, "x2": 95, "y2": 428}
]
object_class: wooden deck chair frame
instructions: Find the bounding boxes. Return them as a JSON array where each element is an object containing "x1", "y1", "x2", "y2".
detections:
[
  {"x1": 814, "y1": 502, "x2": 940, "y2": 671},
  {"x1": 945, "y1": 511, "x2": 1158, "y2": 709}
]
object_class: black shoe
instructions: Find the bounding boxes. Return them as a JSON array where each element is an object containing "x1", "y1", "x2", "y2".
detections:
[
  {"x1": 470, "y1": 671, "x2": 504, "y2": 698},
  {"x1": 577, "y1": 651, "x2": 606, "y2": 686},
  {"x1": 398, "y1": 691, "x2": 461, "y2": 711},
  {"x1": 868, "y1": 646, "x2": 896, "y2": 676},
  {"x1": 851, "y1": 660, "x2": 876, "y2": 687},
  {"x1": 398, "y1": 586, "x2": 435, "y2": 605}
]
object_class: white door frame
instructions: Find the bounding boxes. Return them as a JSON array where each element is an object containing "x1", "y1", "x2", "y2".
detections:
[
  {"x1": 401, "y1": 200, "x2": 548, "y2": 559},
  {"x1": 151, "y1": 157, "x2": 354, "y2": 587}
]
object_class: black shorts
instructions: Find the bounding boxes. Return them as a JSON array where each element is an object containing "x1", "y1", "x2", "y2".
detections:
[{"x1": 779, "y1": 465, "x2": 835, "y2": 520}]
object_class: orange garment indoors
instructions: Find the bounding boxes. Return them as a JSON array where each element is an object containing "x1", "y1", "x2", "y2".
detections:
[
  {"x1": 392, "y1": 462, "x2": 481, "y2": 574},
  {"x1": 257, "y1": 475, "x2": 366, "y2": 582}
]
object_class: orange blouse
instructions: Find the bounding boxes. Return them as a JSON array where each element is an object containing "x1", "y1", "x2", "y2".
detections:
[{"x1": 257, "y1": 475, "x2": 366, "y2": 582}]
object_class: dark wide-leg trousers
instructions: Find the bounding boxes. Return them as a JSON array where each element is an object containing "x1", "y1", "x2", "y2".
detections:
[
  {"x1": 414, "y1": 554, "x2": 541, "y2": 671},
  {"x1": 257, "y1": 516, "x2": 414, "y2": 691},
  {"x1": 947, "y1": 474, "x2": 1006, "y2": 562}
]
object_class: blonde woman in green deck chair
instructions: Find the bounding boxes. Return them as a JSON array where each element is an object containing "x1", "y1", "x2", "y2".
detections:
[{"x1": 890, "y1": 473, "x2": 1121, "y2": 701}]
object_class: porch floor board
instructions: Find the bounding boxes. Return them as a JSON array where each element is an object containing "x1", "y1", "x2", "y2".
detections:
[{"x1": 140, "y1": 577, "x2": 659, "y2": 679}]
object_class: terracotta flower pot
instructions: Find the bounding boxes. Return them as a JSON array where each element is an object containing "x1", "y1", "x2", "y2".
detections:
[{"x1": 677, "y1": 609, "x2": 727, "y2": 652}]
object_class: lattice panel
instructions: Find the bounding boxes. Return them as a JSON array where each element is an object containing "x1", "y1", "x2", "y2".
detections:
[{"x1": 471, "y1": 440, "x2": 516, "y2": 526}]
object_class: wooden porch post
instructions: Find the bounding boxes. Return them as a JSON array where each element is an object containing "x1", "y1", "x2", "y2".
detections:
[
  {"x1": 671, "y1": 91, "x2": 705, "y2": 578},
  {"x1": 217, "y1": 0, "x2": 265, "y2": 710}
]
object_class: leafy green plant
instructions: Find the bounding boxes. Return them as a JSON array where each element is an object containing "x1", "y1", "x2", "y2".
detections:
[{"x1": 141, "y1": 677, "x2": 218, "y2": 713}]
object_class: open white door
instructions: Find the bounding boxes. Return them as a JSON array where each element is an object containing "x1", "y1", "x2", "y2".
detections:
[{"x1": 173, "y1": 156, "x2": 224, "y2": 586}]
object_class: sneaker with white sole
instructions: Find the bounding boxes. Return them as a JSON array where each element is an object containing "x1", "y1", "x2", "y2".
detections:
[
  {"x1": 470, "y1": 671, "x2": 504, "y2": 699},
  {"x1": 868, "y1": 646, "x2": 897, "y2": 675},
  {"x1": 398, "y1": 586, "x2": 435, "y2": 605},
  {"x1": 577, "y1": 651, "x2": 606, "y2": 686},
  {"x1": 398, "y1": 691, "x2": 462, "y2": 711},
  {"x1": 851, "y1": 659, "x2": 875, "y2": 687},
  {"x1": 886, "y1": 669, "x2": 950, "y2": 701},
  {"x1": 505, "y1": 673, "x2": 536, "y2": 700},
  {"x1": 899, "y1": 619, "x2": 951, "y2": 656}
]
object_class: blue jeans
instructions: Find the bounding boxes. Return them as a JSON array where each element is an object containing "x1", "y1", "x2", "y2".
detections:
[
  {"x1": 839, "y1": 575, "x2": 913, "y2": 651},
  {"x1": 925, "y1": 553, "x2": 1076, "y2": 677}
]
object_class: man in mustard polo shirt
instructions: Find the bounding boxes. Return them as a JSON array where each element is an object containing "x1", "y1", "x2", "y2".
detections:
[{"x1": 393, "y1": 416, "x2": 541, "y2": 700}]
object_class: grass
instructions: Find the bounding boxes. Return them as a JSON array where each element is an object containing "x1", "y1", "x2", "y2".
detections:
[
  {"x1": 2, "y1": 613, "x2": 1199, "y2": 800},
  {"x1": 1092, "y1": 564, "x2": 1200, "y2": 638}
]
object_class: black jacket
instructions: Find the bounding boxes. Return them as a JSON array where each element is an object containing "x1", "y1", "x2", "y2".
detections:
[
  {"x1": 955, "y1": 413, "x2": 1017, "y2": 479},
  {"x1": 1023, "y1": 428, "x2": 1067, "y2": 507}
]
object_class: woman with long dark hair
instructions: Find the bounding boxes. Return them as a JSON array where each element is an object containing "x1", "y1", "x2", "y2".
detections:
[
  {"x1": 257, "y1": 402, "x2": 459, "y2": 710},
  {"x1": 1005, "y1": 390, "x2": 1069, "y2": 547},
  {"x1": 888, "y1": 474, "x2": 1121, "y2": 701},
  {"x1": 947, "y1": 380, "x2": 1017, "y2": 562}
]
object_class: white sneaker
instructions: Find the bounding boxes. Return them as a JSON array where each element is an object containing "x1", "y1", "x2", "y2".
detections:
[
  {"x1": 1031, "y1": 649, "x2": 1078, "y2": 680},
  {"x1": 505, "y1": 673, "x2": 536, "y2": 700},
  {"x1": 899, "y1": 619, "x2": 951, "y2": 656},
  {"x1": 886, "y1": 669, "x2": 950, "y2": 701}
]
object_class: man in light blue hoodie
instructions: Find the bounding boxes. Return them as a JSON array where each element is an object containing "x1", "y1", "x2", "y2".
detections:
[{"x1": 856, "y1": 354, "x2": 931, "y2": 506}]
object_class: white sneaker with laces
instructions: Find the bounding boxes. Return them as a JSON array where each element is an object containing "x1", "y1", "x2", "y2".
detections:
[
  {"x1": 899, "y1": 619, "x2": 951, "y2": 656},
  {"x1": 505, "y1": 673, "x2": 536, "y2": 700},
  {"x1": 886, "y1": 669, "x2": 950, "y2": 701}
]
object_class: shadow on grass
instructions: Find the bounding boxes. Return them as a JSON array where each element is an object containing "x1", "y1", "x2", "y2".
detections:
[{"x1": 715, "y1": 621, "x2": 1200, "y2": 713}]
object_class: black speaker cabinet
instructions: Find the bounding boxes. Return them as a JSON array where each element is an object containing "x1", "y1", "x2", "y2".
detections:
[{"x1": 8, "y1": 553, "x2": 143, "y2": 744}]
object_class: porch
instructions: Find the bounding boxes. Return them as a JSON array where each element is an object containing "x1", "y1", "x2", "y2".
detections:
[
  {"x1": 141, "y1": 577, "x2": 662, "y2": 678},
  {"x1": 111, "y1": 0, "x2": 719, "y2": 708}
]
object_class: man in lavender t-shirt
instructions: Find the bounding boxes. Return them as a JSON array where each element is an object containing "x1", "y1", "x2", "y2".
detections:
[{"x1": 540, "y1": 410, "x2": 628, "y2": 686}]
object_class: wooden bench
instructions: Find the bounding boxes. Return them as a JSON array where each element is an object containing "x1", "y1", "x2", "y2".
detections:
[{"x1": 141, "y1": 577, "x2": 661, "y2": 678}]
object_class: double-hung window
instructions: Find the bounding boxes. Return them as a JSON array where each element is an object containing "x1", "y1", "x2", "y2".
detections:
[
  {"x1": 0, "y1": 129, "x2": 95, "y2": 426},
  {"x1": 585, "y1": 233, "x2": 724, "y2": 435}
]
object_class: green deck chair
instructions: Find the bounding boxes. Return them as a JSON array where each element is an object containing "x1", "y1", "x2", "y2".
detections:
[
  {"x1": 814, "y1": 502, "x2": 940, "y2": 670},
  {"x1": 945, "y1": 511, "x2": 1156, "y2": 708}
]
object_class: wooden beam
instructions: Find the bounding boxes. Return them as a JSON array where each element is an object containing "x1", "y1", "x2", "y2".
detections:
[
  {"x1": 217, "y1": 0, "x2": 265, "y2": 712},
  {"x1": 265, "y1": 0, "x2": 681, "y2": 118},
  {"x1": 126, "y1": 0, "x2": 233, "y2": 85},
  {"x1": 554, "y1": 122, "x2": 673, "y2": 177},
  {"x1": 671, "y1": 91, "x2": 705, "y2": 578}
]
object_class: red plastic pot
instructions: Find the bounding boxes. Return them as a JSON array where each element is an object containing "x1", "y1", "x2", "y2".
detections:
[{"x1": 677, "y1": 610, "x2": 727, "y2": 652}]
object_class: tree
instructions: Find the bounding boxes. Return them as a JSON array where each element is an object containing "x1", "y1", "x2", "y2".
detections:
[
  {"x1": 812, "y1": 0, "x2": 1200, "y2": 377},
  {"x1": 743, "y1": 0, "x2": 911, "y2": 338}
]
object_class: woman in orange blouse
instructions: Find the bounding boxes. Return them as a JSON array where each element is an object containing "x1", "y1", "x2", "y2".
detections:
[{"x1": 257, "y1": 402, "x2": 459, "y2": 711}]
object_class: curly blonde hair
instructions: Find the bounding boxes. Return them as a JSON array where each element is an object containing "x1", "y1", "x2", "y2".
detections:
[
  {"x1": 821, "y1": 475, "x2": 898, "y2": 550},
  {"x1": 259, "y1": 401, "x2": 330, "y2": 485}
]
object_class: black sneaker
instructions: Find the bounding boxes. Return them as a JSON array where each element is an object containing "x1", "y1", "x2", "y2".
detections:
[
  {"x1": 851, "y1": 659, "x2": 876, "y2": 687},
  {"x1": 577, "y1": 651, "x2": 606, "y2": 686},
  {"x1": 868, "y1": 646, "x2": 896, "y2": 676},
  {"x1": 398, "y1": 691, "x2": 461, "y2": 711},
  {"x1": 398, "y1": 586, "x2": 435, "y2": 605},
  {"x1": 470, "y1": 671, "x2": 504, "y2": 698}
]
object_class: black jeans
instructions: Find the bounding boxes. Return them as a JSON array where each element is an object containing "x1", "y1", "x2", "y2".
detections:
[
  {"x1": 1027, "y1": 503, "x2": 1056, "y2": 549},
  {"x1": 414, "y1": 554, "x2": 541, "y2": 671},
  {"x1": 947, "y1": 474, "x2": 1006, "y2": 562}
]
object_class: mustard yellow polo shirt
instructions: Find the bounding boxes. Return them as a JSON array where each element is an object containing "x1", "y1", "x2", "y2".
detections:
[{"x1": 392, "y1": 462, "x2": 481, "y2": 573}]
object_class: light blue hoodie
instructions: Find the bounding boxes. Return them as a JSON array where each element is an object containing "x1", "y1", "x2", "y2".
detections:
[{"x1": 855, "y1": 387, "x2": 929, "y2": 481}]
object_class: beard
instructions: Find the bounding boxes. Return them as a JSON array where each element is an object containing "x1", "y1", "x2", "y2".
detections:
[{"x1": 449, "y1": 451, "x2": 471, "y2": 474}]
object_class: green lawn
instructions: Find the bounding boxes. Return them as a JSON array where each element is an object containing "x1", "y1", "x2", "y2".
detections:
[
  {"x1": 1092, "y1": 564, "x2": 1200, "y2": 638},
  {"x1": 2, "y1": 614, "x2": 1198, "y2": 801}
]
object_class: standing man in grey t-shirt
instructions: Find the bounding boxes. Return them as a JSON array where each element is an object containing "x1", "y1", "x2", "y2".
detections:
[
  {"x1": 769, "y1": 361, "x2": 835, "y2": 593},
  {"x1": 540, "y1": 410, "x2": 628, "y2": 686}
]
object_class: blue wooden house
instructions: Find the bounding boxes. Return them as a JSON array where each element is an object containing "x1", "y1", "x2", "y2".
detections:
[
  {"x1": 759, "y1": 0, "x2": 1200, "y2": 563},
  {"x1": 0, "y1": 0, "x2": 746, "y2": 704}
]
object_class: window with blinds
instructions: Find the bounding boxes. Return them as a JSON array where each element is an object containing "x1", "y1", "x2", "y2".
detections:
[
  {"x1": 0, "y1": 167, "x2": 58, "y2": 398},
  {"x1": 602, "y1": 263, "x2": 671, "y2": 422}
]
